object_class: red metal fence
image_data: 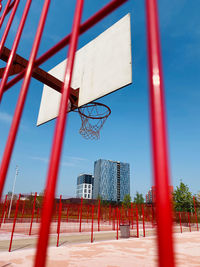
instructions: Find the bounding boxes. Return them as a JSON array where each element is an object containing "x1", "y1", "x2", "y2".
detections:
[{"x1": 0, "y1": 0, "x2": 183, "y2": 266}]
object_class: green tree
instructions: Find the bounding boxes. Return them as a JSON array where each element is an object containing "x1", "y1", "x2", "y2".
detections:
[
  {"x1": 173, "y1": 181, "x2": 193, "y2": 212},
  {"x1": 133, "y1": 192, "x2": 144, "y2": 204},
  {"x1": 122, "y1": 194, "x2": 131, "y2": 208}
]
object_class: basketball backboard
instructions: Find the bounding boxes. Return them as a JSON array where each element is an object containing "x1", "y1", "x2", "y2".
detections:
[{"x1": 37, "y1": 13, "x2": 132, "y2": 126}]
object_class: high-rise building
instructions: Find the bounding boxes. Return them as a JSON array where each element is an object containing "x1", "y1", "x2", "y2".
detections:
[
  {"x1": 76, "y1": 174, "x2": 94, "y2": 199},
  {"x1": 93, "y1": 159, "x2": 130, "y2": 201}
]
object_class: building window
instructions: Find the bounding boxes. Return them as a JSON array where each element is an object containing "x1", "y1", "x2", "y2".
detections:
[
  {"x1": 88, "y1": 194, "x2": 90, "y2": 198},
  {"x1": 84, "y1": 189, "x2": 87, "y2": 193},
  {"x1": 85, "y1": 185, "x2": 87, "y2": 188},
  {"x1": 88, "y1": 190, "x2": 91, "y2": 193},
  {"x1": 84, "y1": 194, "x2": 87, "y2": 198}
]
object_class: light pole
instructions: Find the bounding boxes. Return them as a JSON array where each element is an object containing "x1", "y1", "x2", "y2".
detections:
[{"x1": 8, "y1": 166, "x2": 19, "y2": 219}]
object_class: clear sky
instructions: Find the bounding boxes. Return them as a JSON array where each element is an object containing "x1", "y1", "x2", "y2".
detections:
[{"x1": 0, "y1": 0, "x2": 199, "y2": 199}]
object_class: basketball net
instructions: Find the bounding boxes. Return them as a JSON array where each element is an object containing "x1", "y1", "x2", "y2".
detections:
[{"x1": 77, "y1": 102, "x2": 111, "y2": 140}]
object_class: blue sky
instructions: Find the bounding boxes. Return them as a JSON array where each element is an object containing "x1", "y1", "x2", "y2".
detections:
[{"x1": 0, "y1": 0, "x2": 200, "y2": 199}]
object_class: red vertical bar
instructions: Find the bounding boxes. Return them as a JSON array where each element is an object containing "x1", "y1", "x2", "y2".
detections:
[
  {"x1": 136, "y1": 205, "x2": 139, "y2": 238},
  {"x1": 66, "y1": 205, "x2": 69, "y2": 222},
  {"x1": 109, "y1": 205, "x2": 111, "y2": 225},
  {"x1": 79, "y1": 197, "x2": 83, "y2": 232},
  {"x1": 188, "y1": 212, "x2": 191, "y2": 232},
  {"x1": 151, "y1": 205, "x2": 154, "y2": 228},
  {"x1": 142, "y1": 205, "x2": 145, "y2": 237},
  {"x1": 34, "y1": 1, "x2": 84, "y2": 265},
  {"x1": 57, "y1": 195, "x2": 62, "y2": 247},
  {"x1": 87, "y1": 204, "x2": 89, "y2": 223},
  {"x1": 131, "y1": 203, "x2": 133, "y2": 229},
  {"x1": 98, "y1": 199, "x2": 100, "y2": 231},
  {"x1": 4, "y1": 200, "x2": 9, "y2": 223},
  {"x1": 116, "y1": 208, "x2": 118, "y2": 240},
  {"x1": 178, "y1": 212, "x2": 182, "y2": 233},
  {"x1": 37, "y1": 208, "x2": 39, "y2": 223},
  {"x1": 146, "y1": 0, "x2": 175, "y2": 266},
  {"x1": 21, "y1": 201, "x2": 25, "y2": 223},
  {"x1": 0, "y1": 0, "x2": 20, "y2": 56},
  {"x1": 113, "y1": 209, "x2": 115, "y2": 231},
  {"x1": 0, "y1": 194, "x2": 7, "y2": 227},
  {"x1": 9, "y1": 194, "x2": 21, "y2": 252},
  {"x1": 0, "y1": 0, "x2": 32, "y2": 101},
  {"x1": 91, "y1": 205, "x2": 94, "y2": 243},
  {"x1": 0, "y1": 0, "x2": 12, "y2": 29},
  {"x1": 0, "y1": 0, "x2": 51, "y2": 202},
  {"x1": 29, "y1": 192, "x2": 37, "y2": 236},
  {"x1": 193, "y1": 196, "x2": 199, "y2": 231}
]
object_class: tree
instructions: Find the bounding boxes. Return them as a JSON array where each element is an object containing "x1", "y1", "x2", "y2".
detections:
[
  {"x1": 173, "y1": 181, "x2": 193, "y2": 212},
  {"x1": 134, "y1": 192, "x2": 144, "y2": 204},
  {"x1": 122, "y1": 194, "x2": 131, "y2": 208}
]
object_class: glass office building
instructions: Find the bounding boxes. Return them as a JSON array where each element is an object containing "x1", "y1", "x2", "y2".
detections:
[
  {"x1": 93, "y1": 159, "x2": 130, "y2": 201},
  {"x1": 76, "y1": 174, "x2": 94, "y2": 199}
]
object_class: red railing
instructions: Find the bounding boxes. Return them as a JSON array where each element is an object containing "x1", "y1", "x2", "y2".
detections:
[{"x1": 0, "y1": 0, "x2": 176, "y2": 266}]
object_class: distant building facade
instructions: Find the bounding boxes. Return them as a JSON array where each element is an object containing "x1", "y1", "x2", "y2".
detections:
[
  {"x1": 76, "y1": 174, "x2": 94, "y2": 199},
  {"x1": 146, "y1": 186, "x2": 174, "y2": 204},
  {"x1": 93, "y1": 159, "x2": 130, "y2": 201}
]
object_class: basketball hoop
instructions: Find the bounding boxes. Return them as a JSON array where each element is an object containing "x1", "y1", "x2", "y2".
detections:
[{"x1": 77, "y1": 102, "x2": 111, "y2": 140}]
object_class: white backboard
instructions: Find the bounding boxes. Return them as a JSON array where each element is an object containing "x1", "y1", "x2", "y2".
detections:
[{"x1": 37, "y1": 13, "x2": 132, "y2": 126}]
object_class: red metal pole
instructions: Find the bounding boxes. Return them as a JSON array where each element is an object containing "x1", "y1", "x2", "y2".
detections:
[
  {"x1": 37, "y1": 208, "x2": 39, "y2": 223},
  {"x1": 109, "y1": 205, "x2": 111, "y2": 225},
  {"x1": 0, "y1": 0, "x2": 51, "y2": 202},
  {"x1": 193, "y1": 196, "x2": 199, "y2": 231},
  {"x1": 188, "y1": 212, "x2": 191, "y2": 232},
  {"x1": 136, "y1": 205, "x2": 139, "y2": 238},
  {"x1": 66, "y1": 205, "x2": 69, "y2": 222},
  {"x1": 9, "y1": 194, "x2": 21, "y2": 252},
  {"x1": 79, "y1": 197, "x2": 83, "y2": 232},
  {"x1": 113, "y1": 208, "x2": 115, "y2": 231},
  {"x1": 87, "y1": 204, "x2": 89, "y2": 223},
  {"x1": 34, "y1": 1, "x2": 84, "y2": 265},
  {"x1": 0, "y1": 0, "x2": 20, "y2": 57},
  {"x1": 131, "y1": 203, "x2": 133, "y2": 229},
  {"x1": 4, "y1": 200, "x2": 9, "y2": 223},
  {"x1": 21, "y1": 201, "x2": 25, "y2": 223},
  {"x1": 0, "y1": 0, "x2": 12, "y2": 29},
  {"x1": 4, "y1": 0, "x2": 128, "y2": 93},
  {"x1": 57, "y1": 195, "x2": 62, "y2": 247},
  {"x1": 142, "y1": 205, "x2": 145, "y2": 237},
  {"x1": 146, "y1": 0, "x2": 175, "y2": 266},
  {"x1": 98, "y1": 199, "x2": 100, "y2": 231},
  {"x1": 0, "y1": 0, "x2": 32, "y2": 101},
  {"x1": 0, "y1": 194, "x2": 7, "y2": 227},
  {"x1": 91, "y1": 205, "x2": 94, "y2": 243},
  {"x1": 178, "y1": 212, "x2": 182, "y2": 233},
  {"x1": 29, "y1": 192, "x2": 37, "y2": 236},
  {"x1": 116, "y1": 208, "x2": 119, "y2": 240}
]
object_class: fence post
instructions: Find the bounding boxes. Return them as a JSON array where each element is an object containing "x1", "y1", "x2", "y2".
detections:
[
  {"x1": 116, "y1": 208, "x2": 119, "y2": 240},
  {"x1": 21, "y1": 201, "x2": 25, "y2": 223},
  {"x1": 98, "y1": 199, "x2": 100, "y2": 231},
  {"x1": 0, "y1": 194, "x2": 7, "y2": 227},
  {"x1": 193, "y1": 196, "x2": 199, "y2": 231},
  {"x1": 4, "y1": 200, "x2": 9, "y2": 223},
  {"x1": 131, "y1": 202, "x2": 134, "y2": 229},
  {"x1": 142, "y1": 205, "x2": 145, "y2": 237},
  {"x1": 188, "y1": 212, "x2": 191, "y2": 232},
  {"x1": 87, "y1": 204, "x2": 89, "y2": 223},
  {"x1": 113, "y1": 208, "x2": 115, "y2": 231},
  {"x1": 29, "y1": 192, "x2": 37, "y2": 236},
  {"x1": 57, "y1": 195, "x2": 62, "y2": 247},
  {"x1": 109, "y1": 205, "x2": 111, "y2": 225},
  {"x1": 136, "y1": 205, "x2": 139, "y2": 238},
  {"x1": 66, "y1": 204, "x2": 69, "y2": 222},
  {"x1": 178, "y1": 212, "x2": 182, "y2": 233},
  {"x1": 9, "y1": 194, "x2": 21, "y2": 252},
  {"x1": 91, "y1": 205, "x2": 94, "y2": 243},
  {"x1": 79, "y1": 197, "x2": 83, "y2": 232}
]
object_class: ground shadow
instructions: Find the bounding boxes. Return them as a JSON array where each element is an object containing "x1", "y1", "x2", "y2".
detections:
[{"x1": 11, "y1": 244, "x2": 30, "y2": 252}]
